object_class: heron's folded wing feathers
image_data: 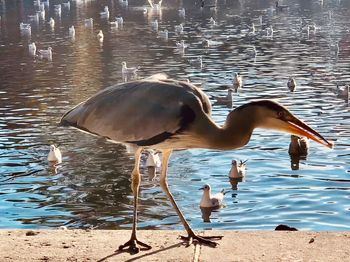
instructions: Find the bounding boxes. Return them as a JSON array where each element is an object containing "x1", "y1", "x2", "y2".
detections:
[{"x1": 60, "y1": 80, "x2": 209, "y2": 144}]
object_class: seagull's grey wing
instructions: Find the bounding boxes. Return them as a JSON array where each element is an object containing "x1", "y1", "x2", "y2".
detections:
[{"x1": 60, "y1": 79, "x2": 211, "y2": 146}]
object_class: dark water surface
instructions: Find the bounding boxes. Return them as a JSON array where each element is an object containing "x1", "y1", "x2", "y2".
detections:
[{"x1": 0, "y1": 0, "x2": 349, "y2": 231}]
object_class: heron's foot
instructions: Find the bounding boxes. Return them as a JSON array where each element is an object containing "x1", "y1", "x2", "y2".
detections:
[
  {"x1": 118, "y1": 237, "x2": 152, "y2": 254},
  {"x1": 180, "y1": 233, "x2": 223, "y2": 247}
]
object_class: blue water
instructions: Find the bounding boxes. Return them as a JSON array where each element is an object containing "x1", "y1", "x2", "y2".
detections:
[{"x1": 0, "y1": 0, "x2": 349, "y2": 231}]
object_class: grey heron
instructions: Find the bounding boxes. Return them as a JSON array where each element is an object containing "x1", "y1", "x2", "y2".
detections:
[{"x1": 60, "y1": 75, "x2": 332, "y2": 253}]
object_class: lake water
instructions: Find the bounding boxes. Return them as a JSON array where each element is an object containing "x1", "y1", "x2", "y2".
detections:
[{"x1": 0, "y1": 0, "x2": 349, "y2": 231}]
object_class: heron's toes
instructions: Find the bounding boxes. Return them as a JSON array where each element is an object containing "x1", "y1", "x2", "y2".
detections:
[
  {"x1": 118, "y1": 238, "x2": 151, "y2": 254},
  {"x1": 180, "y1": 233, "x2": 222, "y2": 247}
]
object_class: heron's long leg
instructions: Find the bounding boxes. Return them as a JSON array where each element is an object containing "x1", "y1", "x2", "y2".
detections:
[
  {"x1": 159, "y1": 150, "x2": 222, "y2": 247},
  {"x1": 118, "y1": 148, "x2": 151, "y2": 254}
]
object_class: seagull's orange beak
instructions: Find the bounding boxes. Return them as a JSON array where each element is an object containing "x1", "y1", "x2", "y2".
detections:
[{"x1": 286, "y1": 116, "x2": 333, "y2": 149}]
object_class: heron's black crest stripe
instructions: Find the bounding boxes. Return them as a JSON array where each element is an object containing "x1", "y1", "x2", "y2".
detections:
[
  {"x1": 127, "y1": 132, "x2": 173, "y2": 146},
  {"x1": 234, "y1": 100, "x2": 284, "y2": 112}
]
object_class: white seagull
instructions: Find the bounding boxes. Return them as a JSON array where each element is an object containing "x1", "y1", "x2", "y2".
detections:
[
  {"x1": 38, "y1": 47, "x2": 52, "y2": 61},
  {"x1": 84, "y1": 18, "x2": 93, "y2": 28},
  {"x1": 233, "y1": 72, "x2": 242, "y2": 91},
  {"x1": 69, "y1": 26, "x2": 75, "y2": 38},
  {"x1": 28, "y1": 42, "x2": 36, "y2": 57},
  {"x1": 121, "y1": 61, "x2": 140, "y2": 75},
  {"x1": 228, "y1": 160, "x2": 247, "y2": 179},
  {"x1": 100, "y1": 6, "x2": 110, "y2": 19},
  {"x1": 200, "y1": 184, "x2": 225, "y2": 208},
  {"x1": 48, "y1": 145, "x2": 62, "y2": 164},
  {"x1": 97, "y1": 30, "x2": 104, "y2": 42}
]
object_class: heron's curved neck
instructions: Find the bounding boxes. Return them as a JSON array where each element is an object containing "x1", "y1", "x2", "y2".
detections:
[{"x1": 205, "y1": 110, "x2": 255, "y2": 150}]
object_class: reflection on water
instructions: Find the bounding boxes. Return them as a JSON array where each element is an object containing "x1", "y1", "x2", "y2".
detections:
[{"x1": 0, "y1": 0, "x2": 350, "y2": 231}]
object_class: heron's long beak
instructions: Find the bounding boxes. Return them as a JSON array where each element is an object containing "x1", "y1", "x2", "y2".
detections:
[
  {"x1": 199, "y1": 187, "x2": 204, "y2": 190},
  {"x1": 286, "y1": 117, "x2": 333, "y2": 149}
]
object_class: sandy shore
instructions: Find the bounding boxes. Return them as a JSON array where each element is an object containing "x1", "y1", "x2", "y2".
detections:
[{"x1": 1, "y1": 230, "x2": 349, "y2": 261}]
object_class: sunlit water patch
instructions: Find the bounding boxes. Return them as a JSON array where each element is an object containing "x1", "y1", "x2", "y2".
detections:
[{"x1": 0, "y1": 0, "x2": 349, "y2": 231}]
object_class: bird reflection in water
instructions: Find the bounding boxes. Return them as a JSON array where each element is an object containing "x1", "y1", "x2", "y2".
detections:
[{"x1": 289, "y1": 135, "x2": 309, "y2": 170}]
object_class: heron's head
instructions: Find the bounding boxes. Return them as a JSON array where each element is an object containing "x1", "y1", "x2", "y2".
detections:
[
  {"x1": 121, "y1": 61, "x2": 127, "y2": 67},
  {"x1": 233, "y1": 100, "x2": 333, "y2": 148},
  {"x1": 231, "y1": 160, "x2": 237, "y2": 166},
  {"x1": 200, "y1": 184, "x2": 211, "y2": 191},
  {"x1": 49, "y1": 145, "x2": 56, "y2": 151}
]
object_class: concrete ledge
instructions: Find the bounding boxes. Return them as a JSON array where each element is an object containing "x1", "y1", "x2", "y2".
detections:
[{"x1": 1, "y1": 230, "x2": 350, "y2": 261}]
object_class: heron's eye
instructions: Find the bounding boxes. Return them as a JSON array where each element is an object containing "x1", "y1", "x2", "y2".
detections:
[{"x1": 277, "y1": 111, "x2": 284, "y2": 118}]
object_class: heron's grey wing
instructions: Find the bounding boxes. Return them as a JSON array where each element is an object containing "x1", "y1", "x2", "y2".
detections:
[{"x1": 60, "y1": 80, "x2": 208, "y2": 146}]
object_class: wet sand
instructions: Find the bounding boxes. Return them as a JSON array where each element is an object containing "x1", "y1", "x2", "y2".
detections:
[{"x1": 1, "y1": 230, "x2": 349, "y2": 261}]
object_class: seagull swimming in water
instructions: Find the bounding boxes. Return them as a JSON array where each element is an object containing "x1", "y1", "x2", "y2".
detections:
[
  {"x1": 178, "y1": 8, "x2": 185, "y2": 17},
  {"x1": 336, "y1": 84, "x2": 349, "y2": 100},
  {"x1": 145, "y1": 149, "x2": 161, "y2": 180},
  {"x1": 158, "y1": 29, "x2": 168, "y2": 39},
  {"x1": 214, "y1": 88, "x2": 233, "y2": 107},
  {"x1": 209, "y1": 17, "x2": 216, "y2": 25},
  {"x1": 121, "y1": 61, "x2": 140, "y2": 75},
  {"x1": 97, "y1": 30, "x2": 104, "y2": 42},
  {"x1": 49, "y1": 17, "x2": 55, "y2": 28},
  {"x1": 84, "y1": 18, "x2": 93, "y2": 28},
  {"x1": 200, "y1": 184, "x2": 225, "y2": 208},
  {"x1": 233, "y1": 72, "x2": 242, "y2": 91},
  {"x1": 289, "y1": 135, "x2": 309, "y2": 156},
  {"x1": 174, "y1": 23, "x2": 184, "y2": 34},
  {"x1": 176, "y1": 40, "x2": 188, "y2": 50},
  {"x1": 287, "y1": 77, "x2": 296, "y2": 92},
  {"x1": 48, "y1": 145, "x2": 62, "y2": 164},
  {"x1": 28, "y1": 42, "x2": 36, "y2": 57},
  {"x1": 69, "y1": 26, "x2": 75, "y2": 38},
  {"x1": 100, "y1": 6, "x2": 109, "y2": 19},
  {"x1": 20, "y1": 22, "x2": 31, "y2": 35},
  {"x1": 38, "y1": 47, "x2": 52, "y2": 61},
  {"x1": 228, "y1": 160, "x2": 247, "y2": 179},
  {"x1": 151, "y1": 20, "x2": 158, "y2": 31}
]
